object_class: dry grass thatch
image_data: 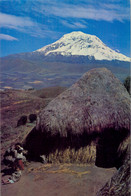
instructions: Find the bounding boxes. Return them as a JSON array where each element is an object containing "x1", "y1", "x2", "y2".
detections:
[
  {"x1": 36, "y1": 68, "x2": 130, "y2": 136},
  {"x1": 48, "y1": 144, "x2": 96, "y2": 164},
  {"x1": 96, "y1": 145, "x2": 130, "y2": 196},
  {"x1": 116, "y1": 135, "x2": 130, "y2": 168},
  {"x1": 117, "y1": 135, "x2": 130, "y2": 156},
  {"x1": 25, "y1": 68, "x2": 130, "y2": 166}
]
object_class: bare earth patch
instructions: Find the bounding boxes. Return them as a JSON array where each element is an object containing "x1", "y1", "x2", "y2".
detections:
[{"x1": 1, "y1": 162, "x2": 116, "y2": 196}]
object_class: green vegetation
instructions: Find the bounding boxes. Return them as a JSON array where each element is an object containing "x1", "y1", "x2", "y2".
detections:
[{"x1": 123, "y1": 76, "x2": 130, "y2": 94}]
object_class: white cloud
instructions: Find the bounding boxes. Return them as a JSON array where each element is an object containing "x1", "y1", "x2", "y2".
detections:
[
  {"x1": 0, "y1": 34, "x2": 18, "y2": 41},
  {"x1": 61, "y1": 20, "x2": 87, "y2": 28},
  {"x1": 0, "y1": 12, "x2": 56, "y2": 38},
  {"x1": 35, "y1": 3, "x2": 129, "y2": 22},
  {"x1": 0, "y1": 12, "x2": 34, "y2": 29}
]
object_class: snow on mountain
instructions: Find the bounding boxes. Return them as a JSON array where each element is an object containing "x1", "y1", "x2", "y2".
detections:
[{"x1": 35, "y1": 31, "x2": 130, "y2": 62}]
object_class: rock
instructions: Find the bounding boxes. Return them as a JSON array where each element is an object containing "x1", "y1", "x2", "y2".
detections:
[
  {"x1": 29, "y1": 114, "x2": 37, "y2": 123},
  {"x1": 17, "y1": 115, "x2": 27, "y2": 127},
  {"x1": 40, "y1": 155, "x2": 47, "y2": 164}
]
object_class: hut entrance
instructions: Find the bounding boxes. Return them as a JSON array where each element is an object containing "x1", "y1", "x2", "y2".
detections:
[{"x1": 95, "y1": 128, "x2": 129, "y2": 168}]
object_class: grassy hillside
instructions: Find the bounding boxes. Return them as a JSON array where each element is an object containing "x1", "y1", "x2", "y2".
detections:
[
  {"x1": 0, "y1": 54, "x2": 130, "y2": 89},
  {"x1": 1, "y1": 86, "x2": 66, "y2": 156}
]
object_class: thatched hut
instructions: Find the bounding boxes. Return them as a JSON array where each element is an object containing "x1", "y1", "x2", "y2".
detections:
[{"x1": 25, "y1": 68, "x2": 130, "y2": 167}]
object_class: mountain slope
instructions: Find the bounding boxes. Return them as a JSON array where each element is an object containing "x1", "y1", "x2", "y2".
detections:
[{"x1": 35, "y1": 31, "x2": 130, "y2": 62}]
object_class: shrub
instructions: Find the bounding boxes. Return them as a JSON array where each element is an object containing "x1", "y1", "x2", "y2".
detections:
[{"x1": 123, "y1": 76, "x2": 130, "y2": 94}]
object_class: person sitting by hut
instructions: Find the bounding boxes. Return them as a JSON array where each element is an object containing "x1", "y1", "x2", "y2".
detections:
[
  {"x1": 3, "y1": 143, "x2": 27, "y2": 171},
  {"x1": 2, "y1": 160, "x2": 24, "y2": 184},
  {"x1": 3, "y1": 146, "x2": 16, "y2": 168},
  {"x1": 13, "y1": 143, "x2": 26, "y2": 170}
]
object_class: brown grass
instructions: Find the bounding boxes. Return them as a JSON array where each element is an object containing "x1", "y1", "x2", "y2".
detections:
[
  {"x1": 27, "y1": 163, "x2": 91, "y2": 179},
  {"x1": 46, "y1": 167, "x2": 90, "y2": 177},
  {"x1": 48, "y1": 143, "x2": 96, "y2": 164}
]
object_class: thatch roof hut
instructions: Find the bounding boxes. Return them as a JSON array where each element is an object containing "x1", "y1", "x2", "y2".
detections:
[{"x1": 25, "y1": 68, "x2": 130, "y2": 166}]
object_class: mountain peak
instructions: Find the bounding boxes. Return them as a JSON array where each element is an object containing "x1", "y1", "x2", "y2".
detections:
[
  {"x1": 35, "y1": 31, "x2": 130, "y2": 62},
  {"x1": 61, "y1": 31, "x2": 98, "y2": 39},
  {"x1": 62, "y1": 31, "x2": 92, "y2": 39}
]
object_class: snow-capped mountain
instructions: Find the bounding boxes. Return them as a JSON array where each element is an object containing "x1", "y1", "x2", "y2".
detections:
[
  {"x1": 35, "y1": 31, "x2": 130, "y2": 62},
  {"x1": 0, "y1": 31, "x2": 130, "y2": 90}
]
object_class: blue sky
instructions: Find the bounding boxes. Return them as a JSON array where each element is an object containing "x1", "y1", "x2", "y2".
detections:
[{"x1": 0, "y1": 0, "x2": 130, "y2": 57}]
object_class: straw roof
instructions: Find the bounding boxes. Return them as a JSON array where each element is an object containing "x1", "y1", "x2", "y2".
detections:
[{"x1": 36, "y1": 68, "x2": 130, "y2": 136}]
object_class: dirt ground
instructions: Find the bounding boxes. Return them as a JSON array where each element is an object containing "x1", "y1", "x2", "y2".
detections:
[{"x1": 1, "y1": 162, "x2": 116, "y2": 196}]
